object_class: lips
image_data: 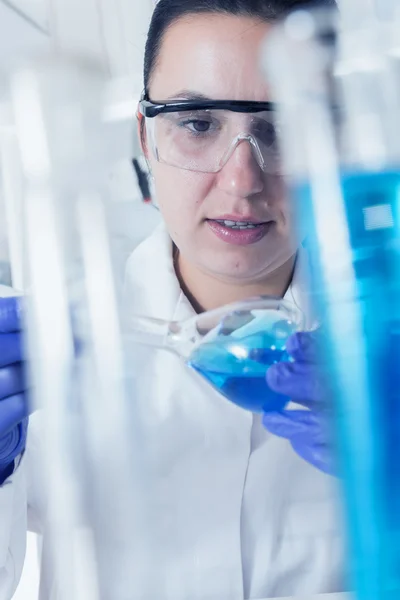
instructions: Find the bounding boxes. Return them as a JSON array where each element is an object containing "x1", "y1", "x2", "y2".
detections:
[{"x1": 206, "y1": 217, "x2": 273, "y2": 246}]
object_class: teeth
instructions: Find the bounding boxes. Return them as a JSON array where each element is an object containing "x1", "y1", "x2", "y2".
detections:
[{"x1": 215, "y1": 219, "x2": 260, "y2": 229}]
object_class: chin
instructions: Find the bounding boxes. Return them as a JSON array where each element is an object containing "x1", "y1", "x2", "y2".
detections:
[
  {"x1": 203, "y1": 255, "x2": 277, "y2": 281},
  {"x1": 203, "y1": 239, "x2": 294, "y2": 278}
]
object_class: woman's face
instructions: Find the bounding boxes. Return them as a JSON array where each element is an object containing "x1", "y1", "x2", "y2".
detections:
[{"x1": 144, "y1": 13, "x2": 296, "y2": 283}]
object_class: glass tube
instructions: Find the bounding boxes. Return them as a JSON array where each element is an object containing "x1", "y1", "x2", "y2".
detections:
[{"x1": 263, "y1": 7, "x2": 400, "y2": 599}]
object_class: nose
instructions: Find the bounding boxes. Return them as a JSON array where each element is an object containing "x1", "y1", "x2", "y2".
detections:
[{"x1": 216, "y1": 138, "x2": 264, "y2": 198}]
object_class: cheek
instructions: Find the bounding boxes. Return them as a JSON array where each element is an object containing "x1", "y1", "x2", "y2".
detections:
[
  {"x1": 152, "y1": 163, "x2": 214, "y2": 234},
  {"x1": 276, "y1": 194, "x2": 298, "y2": 249},
  {"x1": 266, "y1": 176, "x2": 291, "y2": 223}
]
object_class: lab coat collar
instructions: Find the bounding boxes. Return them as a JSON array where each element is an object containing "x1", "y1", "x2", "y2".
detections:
[
  {"x1": 284, "y1": 243, "x2": 315, "y2": 329},
  {"x1": 124, "y1": 223, "x2": 313, "y2": 326},
  {"x1": 124, "y1": 223, "x2": 183, "y2": 321}
]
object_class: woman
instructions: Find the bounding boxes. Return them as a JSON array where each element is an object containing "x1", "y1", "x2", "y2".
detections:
[{"x1": 0, "y1": 1, "x2": 344, "y2": 599}]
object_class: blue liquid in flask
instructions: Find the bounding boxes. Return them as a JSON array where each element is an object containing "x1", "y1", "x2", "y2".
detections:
[
  {"x1": 296, "y1": 170, "x2": 400, "y2": 600},
  {"x1": 187, "y1": 315, "x2": 297, "y2": 413}
]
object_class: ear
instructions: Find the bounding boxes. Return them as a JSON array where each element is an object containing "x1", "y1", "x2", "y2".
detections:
[{"x1": 136, "y1": 105, "x2": 149, "y2": 159}]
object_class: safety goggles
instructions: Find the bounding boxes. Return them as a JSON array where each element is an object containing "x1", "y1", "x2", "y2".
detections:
[{"x1": 138, "y1": 95, "x2": 282, "y2": 174}]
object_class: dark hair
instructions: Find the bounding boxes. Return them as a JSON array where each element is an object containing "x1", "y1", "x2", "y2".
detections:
[{"x1": 143, "y1": 0, "x2": 337, "y2": 93}]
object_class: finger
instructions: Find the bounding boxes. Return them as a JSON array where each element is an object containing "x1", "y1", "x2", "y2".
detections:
[
  {"x1": 0, "y1": 364, "x2": 26, "y2": 401},
  {"x1": 0, "y1": 427, "x2": 20, "y2": 459},
  {"x1": 262, "y1": 411, "x2": 297, "y2": 438},
  {"x1": 286, "y1": 330, "x2": 326, "y2": 362},
  {"x1": 290, "y1": 432, "x2": 336, "y2": 476},
  {"x1": 0, "y1": 393, "x2": 27, "y2": 435},
  {"x1": 0, "y1": 298, "x2": 23, "y2": 333},
  {"x1": 0, "y1": 334, "x2": 24, "y2": 367},
  {"x1": 0, "y1": 417, "x2": 28, "y2": 461},
  {"x1": 262, "y1": 410, "x2": 319, "y2": 439},
  {"x1": 267, "y1": 361, "x2": 325, "y2": 404}
]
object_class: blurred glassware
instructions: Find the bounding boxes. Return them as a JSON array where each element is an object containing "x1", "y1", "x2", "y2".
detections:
[{"x1": 263, "y1": 7, "x2": 400, "y2": 600}]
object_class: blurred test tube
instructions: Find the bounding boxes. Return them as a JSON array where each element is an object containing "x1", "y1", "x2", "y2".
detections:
[
  {"x1": 264, "y1": 7, "x2": 400, "y2": 600},
  {"x1": 0, "y1": 70, "x2": 24, "y2": 290},
  {"x1": 9, "y1": 54, "x2": 142, "y2": 600},
  {"x1": 9, "y1": 54, "x2": 105, "y2": 600}
]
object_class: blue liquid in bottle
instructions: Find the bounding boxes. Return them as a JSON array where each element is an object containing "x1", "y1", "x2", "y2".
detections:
[
  {"x1": 295, "y1": 170, "x2": 400, "y2": 600},
  {"x1": 187, "y1": 315, "x2": 297, "y2": 413}
]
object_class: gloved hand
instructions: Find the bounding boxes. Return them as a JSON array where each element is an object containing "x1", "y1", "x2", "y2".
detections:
[
  {"x1": 0, "y1": 297, "x2": 29, "y2": 483},
  {"x1": 262, "y1": 330, "x2": 336, "y2": 476}
]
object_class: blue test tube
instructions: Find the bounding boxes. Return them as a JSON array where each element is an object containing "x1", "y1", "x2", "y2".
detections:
[{"x1": 264, "y1": 8, "x2": 400, "y2": 599}]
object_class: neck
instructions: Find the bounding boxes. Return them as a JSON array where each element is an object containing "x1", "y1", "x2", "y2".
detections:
[{"x1": 174, "y1": 249, "x2": 296, "y2": 313}]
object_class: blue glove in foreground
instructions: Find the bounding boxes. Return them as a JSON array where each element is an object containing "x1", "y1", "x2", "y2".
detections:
[
  {"x1": 263, "y1": 330, "x2": 336, "y2": 476},
  {"x1": 0, "y1": 297, "x2": 29, "y2": 483}
]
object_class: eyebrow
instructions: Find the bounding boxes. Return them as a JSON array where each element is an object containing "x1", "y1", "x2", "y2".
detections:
[
  {"x1": 166, "y1": 90, "x2": 217, "y2": 101},
  {"x1": 164, "y1": 90, "x2": 274, "y2": 106}
]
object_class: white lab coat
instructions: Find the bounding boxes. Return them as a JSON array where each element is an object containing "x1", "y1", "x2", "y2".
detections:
[{"x1": 0, "y1": 224, "x2": 347, "y2": 600}]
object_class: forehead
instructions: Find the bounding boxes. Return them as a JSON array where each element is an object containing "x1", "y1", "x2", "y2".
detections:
[{"x1": 149, "y1": 13, "x2": 273, "y2": 102}]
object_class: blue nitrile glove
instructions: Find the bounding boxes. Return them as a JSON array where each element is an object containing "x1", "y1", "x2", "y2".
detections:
[
  {"x1": 0, "y1": 297, "x2": 29, "y2": 483},
  {"x1": 262, "y1": 330, "x2": 336, "y2": 476}
]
